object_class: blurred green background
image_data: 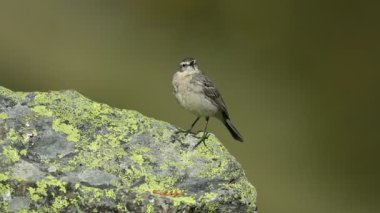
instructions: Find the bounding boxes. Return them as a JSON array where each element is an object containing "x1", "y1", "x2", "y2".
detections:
[{"x1": 0, "y1": 1, "x2": 379, "y2": 212}]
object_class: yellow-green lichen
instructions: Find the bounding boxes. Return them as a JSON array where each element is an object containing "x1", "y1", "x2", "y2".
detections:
[
  {"x1": 0, "y1": 182, "x2": 11, "y2": 212},
  {"x1": 31, "y1": 105, "x2": 53, "y2": 117},
  {"x1": 2, "y1": 146, "x2": 20, "y2": 163},
  {"x1": 146, "y1": 203, "x2": 154, "y2": 213},
  {"x1": 51, "y1": 196, "x2": 69, "y2": 211},
  {"x1": 88, "y1": 141, "x2": 100, "y2": 152},
  {"x1": 0, "y1": 112, "x2": 8, "y2": 119},
  {"x1": 52, "y1": 119, "x2": 80, "y2": 142},
  {"x1": 28, "y1": 176, "x2": 67, "y2": 202},
  {"x1": 33, "y1": 93, "x2": 55, "y2": 105},
  {"x1": 199, "y1": 156, "x2": 229, "y2": 178},
  {"x1": 0, "y1": 183, "x2": 11, "y2": 197},
  {"x1": 204, "y1": 192, "x2": 218, "y2": 200},
  {"x1": 201, "y1": 192, "x2": 219, "y2": 212},
  {"x1": 79, "y1": 185, "x2": 108, "y2": 203},
  {"x1": 131, "y1": 153, "x2": 144, "y2": 165},
  {"x1": 6, "y1": 129, "x2": 22, "y2": 143},
  {"x1": 0, "y1": 172, "x2": 10, "y2": 181},
  {"x1": 123, "y1": 163, "x2": 178, "y2": 197},
  {"x1": 28, "y1": 188, "x2": 42, "y2": 201},
  {"x1": 160, "y1": 151, "x2": 191, "y2": 171},
  {"x1": 222, "y1": 181, "x2": 256, "y2": 203},
  {"x1": 19, "y1": 149, "x2": 28, "y2": 156},
  {"x1": 74, "y1": 183, "x2": 80, "y2": 190},
  {"x1": 92, "y1": 102, "x2": 113, "y2": 114},
  {"x1": 69, "y1": 147, "x2": 117, "y2": 170},
  {"x1": 172, "y1": 196, "x2": 196, "y2": 207},
  {"x1": 123, "y1": 111, "x2": 143, "y2": 133},
  {"x1": 0, "y1": 86, "x2": 26, "y2": 103},
  {"x1": 116, "y1": 203, "x2": 128, "y2": 212},
  {"x1": 0, "y1": 204, "x2": 8, "y2": 213},
  {"x1": 105, "y1": 189, "x2": 116, "y2": 199}
]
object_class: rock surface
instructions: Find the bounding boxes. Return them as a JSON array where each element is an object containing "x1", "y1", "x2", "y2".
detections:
[{"x1": 0, "y1": 86, "x2": 257, "y2": 212}]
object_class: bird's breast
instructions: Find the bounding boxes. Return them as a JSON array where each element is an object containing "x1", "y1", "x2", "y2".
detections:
[{"x1": 172, "y1": 73, "x2": 218, "y2": 117}]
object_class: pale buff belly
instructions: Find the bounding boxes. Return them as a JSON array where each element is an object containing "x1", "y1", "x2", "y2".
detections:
[{"x1": 175, "y1": 87, "x2": 219, "y2": 117}]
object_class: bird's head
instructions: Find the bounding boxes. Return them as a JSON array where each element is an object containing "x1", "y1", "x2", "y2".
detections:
[{"x1": 178, "y1": 57, "x2": 200, "y2": 73}]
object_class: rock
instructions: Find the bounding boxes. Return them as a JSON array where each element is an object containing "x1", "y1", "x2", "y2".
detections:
[{"x1": 0, "y1": 86, "x2": 257, "y2": 212}]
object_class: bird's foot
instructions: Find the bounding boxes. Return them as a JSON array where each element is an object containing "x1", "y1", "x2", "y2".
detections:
[
  {"x1": 171, "y1": 128, "x2": 193, "y2": 143},
  {"x1": 174, "y1": 129, "x2": 194, "y2": 136},
  {"x1": 171, "y1": 129, "x2": 210, "y2": 150},
  {"x1": 193, "y1": 132, "x2": 210, "y2": 150}
]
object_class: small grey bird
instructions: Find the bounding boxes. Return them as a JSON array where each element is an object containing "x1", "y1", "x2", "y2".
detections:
[{"x1": 172, "y1": 57, "x2": 243, "y2": 147}]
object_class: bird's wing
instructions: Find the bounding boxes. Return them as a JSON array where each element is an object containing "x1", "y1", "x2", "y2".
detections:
[{"x1": 192, "y1": 73, "x2": 229, "y2": 117}]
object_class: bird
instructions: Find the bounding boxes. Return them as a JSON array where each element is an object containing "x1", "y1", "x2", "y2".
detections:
[{"x1": 172, "y1": 57, "x2": 243, "y2": 148}]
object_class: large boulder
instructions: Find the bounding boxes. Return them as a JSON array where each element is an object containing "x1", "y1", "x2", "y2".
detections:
[{"x1": 0, "y1": 86, "x2": 257, "y2": 212}]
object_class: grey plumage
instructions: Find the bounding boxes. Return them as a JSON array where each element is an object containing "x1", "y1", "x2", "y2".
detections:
[
  {"x1": 191, "y1": 73, "x2": 228, "y2": 116},
  {"x1": 172, "y1": 58, "x2": 243, "y2": 143}
]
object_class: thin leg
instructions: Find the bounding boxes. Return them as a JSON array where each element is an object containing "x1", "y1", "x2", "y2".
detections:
[
  {"x1": 188, "y1": 117, "x2": 200, "y2": 132},
  {"x1": 193, "y1": 117, "x2": 210, "y2": 149},
  {"x1": 175, "y1": 117, "x2": 200, "y2": 135},
  {"x1": 172, "y1": 117, "x2": 201, "y2": 143}
]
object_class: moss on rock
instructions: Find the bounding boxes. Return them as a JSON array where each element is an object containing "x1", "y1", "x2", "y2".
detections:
[{"x1": 0, "y1": 86, "x2": 257, "y2": 212}]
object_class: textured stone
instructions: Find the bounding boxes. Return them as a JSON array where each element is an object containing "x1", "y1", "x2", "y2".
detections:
[
  {"x1": 11, "y1": 160, "x2": 45, "y2": 182},
  {"x1": 0, "y1": 86, "x2": 257, "y2": 212},
  {"x1": 77, "y1": 169, "x2": 117, "y2": 187}
]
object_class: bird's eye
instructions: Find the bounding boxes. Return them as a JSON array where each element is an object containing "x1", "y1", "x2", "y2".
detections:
[{"x1": 181, "y1": 64, "x2": 187, "y2": 67}]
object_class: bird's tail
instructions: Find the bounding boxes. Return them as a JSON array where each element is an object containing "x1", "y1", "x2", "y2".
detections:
[{"x1": 224, "y1": 118, "x2": 244, "y2": 142}]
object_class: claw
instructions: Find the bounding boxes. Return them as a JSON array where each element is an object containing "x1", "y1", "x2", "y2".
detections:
[
  {"x1": 193, "y1": 132, "x2": 210, "y2": 149},
  {"x1": 174, "y1": 129, "x2": 194, "y2": 136},
  {"x1": 171, "y1": 128, "x2": 192, "y2": 143}
]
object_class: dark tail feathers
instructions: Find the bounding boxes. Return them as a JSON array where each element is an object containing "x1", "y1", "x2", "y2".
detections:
[{"x1": 224, "y1": 119, "x2": 244, "y2": 142}]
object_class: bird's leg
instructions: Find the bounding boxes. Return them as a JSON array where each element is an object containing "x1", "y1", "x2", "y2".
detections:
[
  {"x1": 193, "y1": 117, "x2": 210, "y2": 149},
  {"x1": 175, "y1": 117, "x2": 200, "y2": 135},
  {"x1": 171, "y1": 117, "x2": 201, "y2": 143}
]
